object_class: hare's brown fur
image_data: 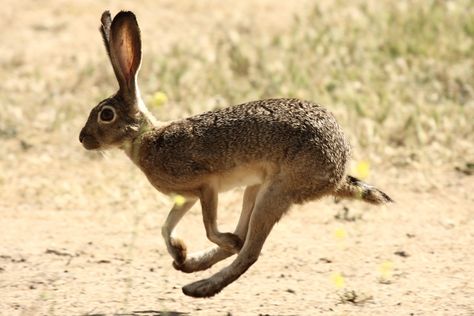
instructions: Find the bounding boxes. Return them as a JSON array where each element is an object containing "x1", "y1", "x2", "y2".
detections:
[
  {"x1": 136, "y1": 98, "x2": 349, "y2": 202},
  {"x1": 80, "y1": 10, "x2": 392, "y2": 298}
]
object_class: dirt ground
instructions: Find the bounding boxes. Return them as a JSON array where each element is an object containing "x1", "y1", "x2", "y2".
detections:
[
  {"x1": 1, "y1": 168, "x2": 474, "y2": 316},
  {"x1": 1, "y1": 0, "x2": 473, "y2": 315}
]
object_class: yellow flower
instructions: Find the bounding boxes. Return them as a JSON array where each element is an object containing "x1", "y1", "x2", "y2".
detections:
[
  {"x1": 152, "y1": 91, "x2": 168, "y2": 108},
  {"x1": 173, "y1": 195, "x2": 186, "y2": 207},
  {"x1": 334, "y1": 227, "x2": 347, "y2": 240},
  {"x1": 354, "y1": 160, "x2": 370, "y2": 180},
  {"x1": 379, "y1": 260, "x2": 394, "y2": 280},
  {"x1": 331, "y1": 272, "x2": 345, "y2": 289}
]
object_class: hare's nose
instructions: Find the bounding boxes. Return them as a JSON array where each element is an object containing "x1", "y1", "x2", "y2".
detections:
[{"x1": 79, "y1": 129, "x2": 86, "y2": 143}]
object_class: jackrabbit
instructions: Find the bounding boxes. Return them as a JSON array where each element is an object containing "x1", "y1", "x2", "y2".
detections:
[{"x1": 79, "y1": 11, "x2": 392, "y2": 298}]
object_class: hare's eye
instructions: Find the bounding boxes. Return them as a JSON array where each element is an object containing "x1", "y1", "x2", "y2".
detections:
[{"x1": 99, "y1": 108, "x2": 115, "y2": 122}]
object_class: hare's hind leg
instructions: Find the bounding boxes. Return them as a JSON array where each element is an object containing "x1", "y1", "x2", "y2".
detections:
[
  {"x1": 175, "y1": 184, "x2": 261, "y2": 273},
  {"x1": 161, "y1": 199, "x2": 197, "y2": 265},
  {"x1": 235, "y1": 184, "x2": 261, "y2": 236},
  {"x1": 183, "y1": 181, "x2": 291, "y2": 297},
  {"x1": 200, "y1": 185, "x2": 244, "y2": 253}
]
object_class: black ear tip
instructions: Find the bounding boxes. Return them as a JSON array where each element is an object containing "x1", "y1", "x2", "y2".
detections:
[
  {"x1": 114, "y1": 10, "x2": 138, "y2": 22},
  {"x1": 101, "y1": 10, "x2": 112, "y2": 24},
  {"x1": 111, "y1": 11, "x2": 140, "y2": 31}
]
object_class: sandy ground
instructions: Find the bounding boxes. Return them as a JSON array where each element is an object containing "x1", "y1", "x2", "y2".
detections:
[
  {"x1": 1, "y1": 169, "x2": 473, "y2": 315},
  {"x1": 1, "y1": 0, "x2": 473, "y2": 315}
]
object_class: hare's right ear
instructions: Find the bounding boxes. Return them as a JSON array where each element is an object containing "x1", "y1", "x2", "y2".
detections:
[{"x1": 100, "y1": 11, "x2": 142, "y2": 101}]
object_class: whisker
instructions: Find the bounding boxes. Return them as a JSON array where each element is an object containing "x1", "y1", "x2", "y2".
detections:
[{"x1": 99, "y1": 150, "x2": 110, "y2": 160}]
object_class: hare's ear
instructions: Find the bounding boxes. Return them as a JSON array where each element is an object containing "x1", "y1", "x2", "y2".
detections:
[
  {"x1": 107, "y1": 11, "x2": 142, "y2": 100},
  {"x1": 100, "y1": 11, "x2": 112, "y2": 56}
]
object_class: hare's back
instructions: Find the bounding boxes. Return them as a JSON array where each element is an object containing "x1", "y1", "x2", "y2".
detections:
[{"x1": 152, "y1": 98, "x2": 349, "y2": 179}]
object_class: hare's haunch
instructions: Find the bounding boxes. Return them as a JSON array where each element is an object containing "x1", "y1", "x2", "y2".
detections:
[{"x1": 79, "y1": 10, "x2": 392, "y2": 298}]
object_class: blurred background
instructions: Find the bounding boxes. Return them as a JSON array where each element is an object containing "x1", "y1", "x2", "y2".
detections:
[
  {"x1": 1, "y1": 0, "x2": 472, "y2": 211},
  {"x1": 0, "y1": 0, "x2": 473, "y2": 315}
]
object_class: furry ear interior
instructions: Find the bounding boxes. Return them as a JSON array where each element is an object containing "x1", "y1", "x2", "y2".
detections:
[{"x1": 109, "y1": 11, "x2": 142, "y2": 97}]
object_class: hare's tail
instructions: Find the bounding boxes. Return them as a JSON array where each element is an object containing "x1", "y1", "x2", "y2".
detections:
[{"x1": 334, "y1": 175, "x2": 393, "y2": 205}]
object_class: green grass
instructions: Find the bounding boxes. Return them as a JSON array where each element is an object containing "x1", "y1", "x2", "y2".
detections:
[
  {"x1": 2, "y1": 0, "x2": 472, "y2": 167},
  {"x1": 139, "y1": 0, "x2": 473, "y2": 165}
]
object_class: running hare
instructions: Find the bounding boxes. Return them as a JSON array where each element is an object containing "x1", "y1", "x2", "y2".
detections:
[{"x1": 79, "y1": 11, "x2": 392, "y2": 298}]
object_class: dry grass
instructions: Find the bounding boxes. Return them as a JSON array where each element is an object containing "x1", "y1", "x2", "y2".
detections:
[
  {"x1": 2, "y1": 0, "x2": 472, "y2": 211},
  {"x1": 2, "y1": 1, "x2": 473, "y2": 165},
  {"x1": 150, "y1": 0, "x2": 474, "y2": 167}
]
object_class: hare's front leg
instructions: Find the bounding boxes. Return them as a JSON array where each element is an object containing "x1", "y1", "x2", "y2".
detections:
[
  {"x1": 161, "y1": 199, "x2": 197, "y2": 265},
  {"x1": 175, "y1": 184, "x2": 261, "y2": 273},
  {"x1": 200, "y1": 185, "x2": 243, "y2": 253}
]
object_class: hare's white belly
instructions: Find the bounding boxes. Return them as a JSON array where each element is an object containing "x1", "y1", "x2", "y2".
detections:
[{"x1": 216, "y1": 165, "x2": 266, "y2": 192}]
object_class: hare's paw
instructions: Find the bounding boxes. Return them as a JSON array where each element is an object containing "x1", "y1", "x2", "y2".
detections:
[
  {"x1": 174, "y1": 247, "x2": 232, "y2": 273},
  {"x1": 168, "y1": 237, "x2": 187, "y2": 265},
  {"x1": 182, "y1": 278, "x2": 223, "y2": 298},
  {"x1": 173, "y1": 256, "x2": 204, "y2": 273},
  {"x1": 216, "y1": 232, "x2": 243, "y2": 254},
  {"x1": 172, "y1": 258, "x2": 206, "y2": 273}
]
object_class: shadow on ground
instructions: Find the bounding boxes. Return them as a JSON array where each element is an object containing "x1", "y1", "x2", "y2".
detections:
[{"x1": 84, "y1": 310, "x2": 189, "y2": 316}]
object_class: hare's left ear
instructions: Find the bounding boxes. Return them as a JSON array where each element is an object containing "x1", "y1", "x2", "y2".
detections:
[
  {"x1": 100, "y1": 11, "x2": 113, "y2": 56},
  {"x1": 103, "y1": 11, "x2": 142, "y2": 100}
]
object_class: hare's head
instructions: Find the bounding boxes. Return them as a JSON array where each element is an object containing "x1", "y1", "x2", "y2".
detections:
[{"x1": 80, "y1": 11, "x2": 154, "y2": 150}]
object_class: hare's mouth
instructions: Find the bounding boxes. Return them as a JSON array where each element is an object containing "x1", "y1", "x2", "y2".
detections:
[{"x1": 80, "y1": 133, "x2": 101, "y2": 150}]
